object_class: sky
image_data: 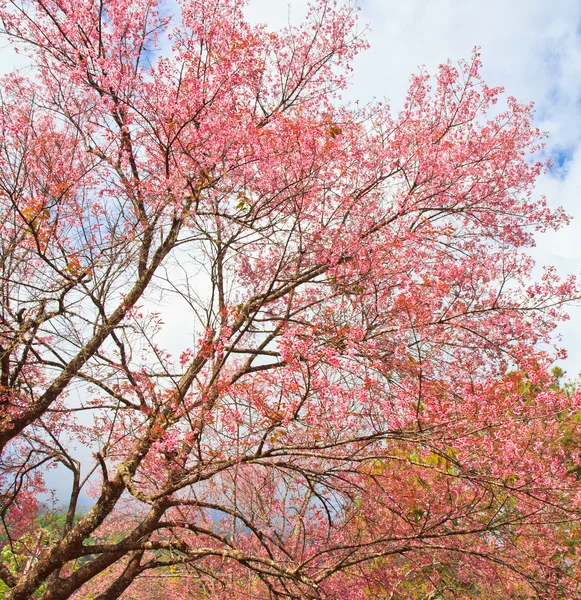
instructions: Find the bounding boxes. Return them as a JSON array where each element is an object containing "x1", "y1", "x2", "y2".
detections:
[
  {"x1": 245, "y1": 0, "x2": 581, "y2": 376},
  {"x1": 1, "y1": 0, "x2": 581, "y2": 503}
]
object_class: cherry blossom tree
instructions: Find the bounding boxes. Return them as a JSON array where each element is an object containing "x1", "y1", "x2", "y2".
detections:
[{"x1": 0, "y1": 0, "x2": 580, "y2": 598}]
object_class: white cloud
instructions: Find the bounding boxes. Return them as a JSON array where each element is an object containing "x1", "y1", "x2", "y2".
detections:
[
  {"x1": 0, "y1": 39, "x2": 32, "y2": 75},
  {"x1": 245, "y1": 0, "x2": 310, "y2": 27}
]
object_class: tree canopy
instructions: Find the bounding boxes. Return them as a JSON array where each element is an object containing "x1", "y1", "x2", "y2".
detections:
[{"x1": 0, "y1": 0, "x2": 580, "y2": 598}]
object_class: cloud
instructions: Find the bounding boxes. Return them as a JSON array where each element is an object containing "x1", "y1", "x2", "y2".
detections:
[{"x1": 244, "y1": 0, "x2": 310, "y2": 28}]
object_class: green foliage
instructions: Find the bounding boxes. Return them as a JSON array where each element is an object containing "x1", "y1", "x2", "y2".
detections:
[{"x1": 0, "y1": 509, "x2": 89, "y2": 597}]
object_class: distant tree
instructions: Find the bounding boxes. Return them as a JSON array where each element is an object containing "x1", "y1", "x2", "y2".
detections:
[
  {"x1": 0, "y1": 0, "x2": 579, "y2": 598},
  {"x1": 327, "y1": 369, "x2": 581, "y2": 599}
]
